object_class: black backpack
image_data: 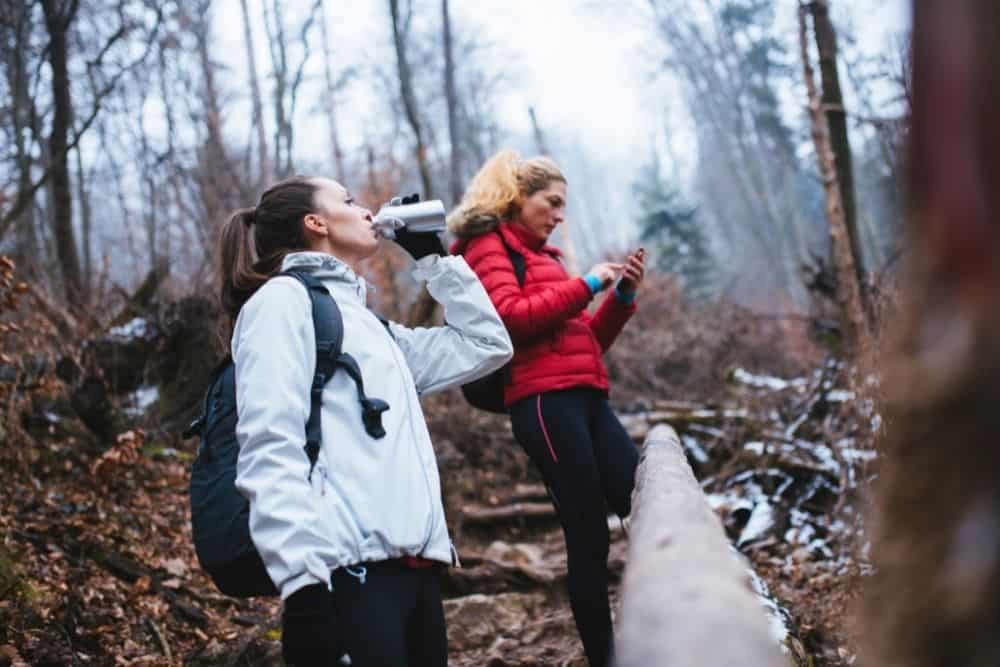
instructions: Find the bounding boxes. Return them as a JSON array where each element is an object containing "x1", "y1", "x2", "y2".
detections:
[
  {"x1": 460, "y1": 233, "x2": 525, "y2": 414},
  {"x1": 184, "y1": 270, "x2": 390, "y2": 598}
]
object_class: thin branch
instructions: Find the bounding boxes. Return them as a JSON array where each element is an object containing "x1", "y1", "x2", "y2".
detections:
[{"x1": 0, "y1": 6, "x2": 164, "y2": 238}]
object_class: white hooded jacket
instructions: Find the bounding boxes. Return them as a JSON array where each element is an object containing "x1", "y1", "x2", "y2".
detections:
[{"x1": 232, "y1": 251, "x2": 513, "y2": 599}]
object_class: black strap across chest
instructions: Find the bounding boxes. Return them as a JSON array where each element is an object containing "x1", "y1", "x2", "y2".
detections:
[{"x1": 280, "y1": 270, "x2": 390, "y2": 470}]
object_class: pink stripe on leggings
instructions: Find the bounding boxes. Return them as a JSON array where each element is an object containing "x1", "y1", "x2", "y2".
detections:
[{"x1": 537, "y1": 395, "x2": 559, "y2": 463}]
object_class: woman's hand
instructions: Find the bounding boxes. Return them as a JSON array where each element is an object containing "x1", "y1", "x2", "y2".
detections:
[
  {"x1": 587, "y1": 262, "x2": 624, "y2": 290},
  {"x1": 617, "y1": 248, "x2": 645, "y2": 294},
  {"x1": 390, "y1": 193, "x2": 446, "y2": 259}
]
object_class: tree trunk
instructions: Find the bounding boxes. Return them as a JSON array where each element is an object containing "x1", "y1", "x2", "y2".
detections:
[
  {"x1": 798, "y1": 3, "x2": 868, "y2": 351},
  {"x1": 389, "y1": 0, "x2": 439, "y2": 327},
  {"x1": 240, "y1": 0, "x2": 272, "y2": 186},
  {"x1": 6, "y1": 5, "x2": 37, "y2": 259},
  {"x1": 809, "y1": 0, "x2": 867, "y2": 298},
  {"x1": 263, "y1": 0, "x2": 291, "y2": 178},
  {"x1": 389, "y1": 0, "x2": 434, "y2": 198},
  {"x1": 74, "y1": 145, "x2": 92, "y2": 297},
  {"x1": 861, "y1": 2, "x2": 1000, "y2": 665},
  {"x1": 193, "y1": 0, "x2": 238, "y2": 232},
  {"x1": 41, "y1": 0, "x2": 83, "y2": 301},
  {"x1": 442, "y1": 0, "x2": 462, "y2": 205},
  {"x1": 528, "y1": 106, "x2": 550, "y2": 155},
  {"x1": 318, "y1": 0, "x2": 346, "y2": 183}
]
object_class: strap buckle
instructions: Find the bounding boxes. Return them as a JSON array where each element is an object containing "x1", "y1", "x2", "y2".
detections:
[
  {"x1": 182, "y1": 415, "x2": 206, "y2": 440},
  {"x1": 360, "y1": 398, "x2": 390, "y2": 439}
]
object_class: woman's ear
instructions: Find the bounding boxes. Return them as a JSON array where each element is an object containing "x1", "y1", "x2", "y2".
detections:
[{"x1": 302, "y1": 212, "x2": 327, "y2": 239}]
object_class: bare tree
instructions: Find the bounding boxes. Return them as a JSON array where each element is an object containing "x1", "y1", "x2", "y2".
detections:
[
  {"x1": 528, "y1": 106, "x2": 550, "y2": 155},
  {"x1": 441, "y1": 0, "x2": 461, "y2": 205},
  {"x1": 240, "y1": 0, "x2": 272, "y2": 186},
  {"x1": 41, "y1": 0, "x2": 83, "y2": 299},
  {"x1": 2, "y1": 3, "x2": 39, "y2": 261},
  {"x1": 647, "y1": 0, "x2": 820, "y2": 307},
  {"x1": 798, "y1": 2, "x2": 868, "y2": 351},
  {"x1": 192, "y1": 0, "x2": 241, "y2": 229},
  {"x1": 262, "y1": 0, "x2": 321, "y2": 179},
  {"x1": 389, "y1": 0, "x2": 434, "y2": 198},
  {"x1": 808, "y1": 0, "x2": 867, "y2": 299},
  {"x1": 316, "y1": 0, "x2": 347, "y2": 182},
  {"x1": 0, "y1": 2, "x2": 146, "y2": 247}
]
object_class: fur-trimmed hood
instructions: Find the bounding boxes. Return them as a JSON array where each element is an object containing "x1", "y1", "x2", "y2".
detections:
[{"x1": 447, "y1": 207, "x2": 502, "y2": 239}]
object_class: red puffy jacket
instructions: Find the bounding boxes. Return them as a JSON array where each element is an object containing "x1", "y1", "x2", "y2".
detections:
[{"x1": 454, "y1": 221, "x2": 636, "y2": 406}]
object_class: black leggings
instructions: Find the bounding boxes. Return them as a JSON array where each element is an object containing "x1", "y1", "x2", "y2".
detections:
[
  {"x1": 330, "y1": 560, "x2": 447, "y2": 667},
  {"x1": 510, "y1": 388, "x2": 639, "y2": 667}
]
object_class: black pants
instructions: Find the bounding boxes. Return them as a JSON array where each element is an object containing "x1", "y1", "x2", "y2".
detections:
[
  {"x1": 330, "y1": 560, "x2": 448, "y2": 667},
  {"x1": 510, "y1": 388, "x2": 639, "y2": 667}
]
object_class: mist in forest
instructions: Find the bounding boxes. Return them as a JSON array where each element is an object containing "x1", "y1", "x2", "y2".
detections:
[{"x1": 0, "y1": 0, "x2": 908, "y2": 313}]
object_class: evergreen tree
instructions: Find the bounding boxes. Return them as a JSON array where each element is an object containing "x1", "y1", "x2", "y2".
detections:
[{"x1": 634, "y1": 156, "x2": 716, "y2": 299}]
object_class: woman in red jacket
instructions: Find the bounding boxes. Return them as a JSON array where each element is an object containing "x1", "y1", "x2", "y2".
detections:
[{"x1": 449, "y1": 149, "x2": 644, "y2": 667}]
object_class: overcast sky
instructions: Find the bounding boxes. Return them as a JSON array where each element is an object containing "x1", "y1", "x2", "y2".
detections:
[{"x1": 214, "y1": 0, "x2": 908, "y2": 155}]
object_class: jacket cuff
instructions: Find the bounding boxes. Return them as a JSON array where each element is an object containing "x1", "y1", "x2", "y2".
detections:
[
  {"x1": 412, "y1": 253, "x2": 441, "y2": 276},
  {"x1": 583, "y1": 274, "x2": 604, "y2": 294},
  {"x1": 614, "y1": 285, "x2": 636, "y2": 305}
]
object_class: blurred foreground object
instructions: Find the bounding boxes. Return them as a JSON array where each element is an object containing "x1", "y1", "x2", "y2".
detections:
[{"x1": 862, "y1": 2, "x2": 1000, "y2": 666}]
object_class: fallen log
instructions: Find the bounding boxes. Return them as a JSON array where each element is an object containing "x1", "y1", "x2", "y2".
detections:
[
  {"x1": 616, "y1": 424, "x2": 785, "y2": 666},
  {"x1": 459, "y1": 501, "x2": 556, "y2": 524}
]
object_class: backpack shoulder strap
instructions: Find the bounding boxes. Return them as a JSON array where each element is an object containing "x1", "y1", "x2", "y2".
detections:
[
  {"x1": 280, "y1": 270, "x2": 390, "y2": 455},
  {"x1": 372, "y1": 312, "x2": 395, "y2": 340},
  {"x1": 495, "y1": 230, "x2": 526, "y2": 288},
  {"x1": 279, "y1": 270, "x2": 344, "y2": 469},
  {"x1": 182, "y1": 354, "x2": 234, "y2": 440}
]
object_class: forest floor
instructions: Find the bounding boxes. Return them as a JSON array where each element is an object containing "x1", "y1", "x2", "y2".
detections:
[{"x1": 0, "y1": 276, "x2": 880, "y2": 666}]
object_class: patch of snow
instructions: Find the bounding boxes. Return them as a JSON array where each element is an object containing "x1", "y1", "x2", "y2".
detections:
[
  {"x1": 738, "y1": 501, "x2": 774, "y2": 546},
  {"x1": 706, "y1": 491, "x2": 754, "y2": 514},
  {"x1": 748, "y1": 564, "x2": 791, "y2": 650},
  {"x1": 841, "y1": 447, "x2": 877, "y2": 464},
  {"x1": 125, "y1": 385, "x2": 159, "y2": 417},
  {"x1": 805, "y1": 441, "x2": 841, "y2": 474},
  {"x1": 785, "y1": 510, "x2": 817, "y2": 545},
  {"x1": 732, "y1": 368, "x2": 808, "y2": 392},
  {"x1": 43, "y1": 410, "x2": 61, "y2": 424},
  {"x1": 134, "y1": 385, "x2": 159, "y2": 409},
  {"x1": 109, "y1": 317, "x2": 151, "y2": 339},
  {"x1": 744, "y1": 441, "x2": 766, "y2": 456},
  {"x1": 682, "y1": 435, "x2": 709, "y2": 464},
  {"x1": 784, "y1": 412, "x2": 810, "y2": 439},
  {"x1": 826, "y1": 389, "x2": 855, "y2": 402}
]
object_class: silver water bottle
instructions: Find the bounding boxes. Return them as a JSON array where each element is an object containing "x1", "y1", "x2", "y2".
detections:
[{"x1": 372, "y1": 198, "x2": 447, "y2": 239}]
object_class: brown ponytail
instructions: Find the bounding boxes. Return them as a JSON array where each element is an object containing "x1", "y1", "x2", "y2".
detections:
[{"x1": 218, "y1": 176, "x2": 319, "y2": 326}]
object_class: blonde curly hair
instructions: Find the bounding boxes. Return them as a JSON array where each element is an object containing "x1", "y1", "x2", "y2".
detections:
[{"x1": 447, "y1": 149, "x2": 566, "y2": 238}]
